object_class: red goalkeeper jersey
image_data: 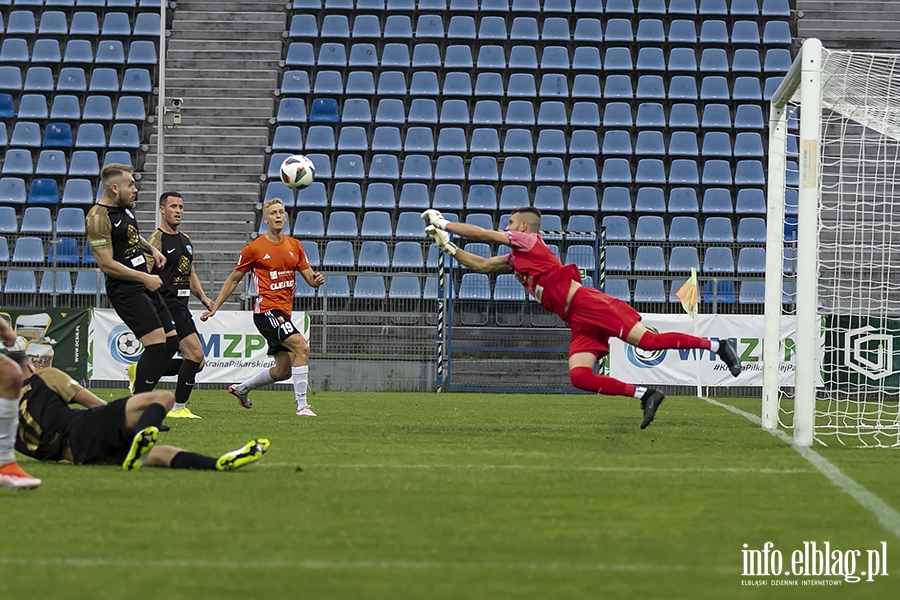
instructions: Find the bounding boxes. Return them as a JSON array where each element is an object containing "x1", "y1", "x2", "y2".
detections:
[{"x1": 503, "y1": 230, "x2": 581, "y2": 319}]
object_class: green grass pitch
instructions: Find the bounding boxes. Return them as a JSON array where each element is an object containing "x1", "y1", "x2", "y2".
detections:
[{"x1": 2, "y1": 390, "x2": 899, "y2": 599}]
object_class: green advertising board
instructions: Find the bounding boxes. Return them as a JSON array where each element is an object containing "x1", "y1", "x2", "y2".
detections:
[
  {"x1": 824, "y1": 315, "x2": 900, "y2": 391},
  {"x1": 0, "y1": 307, "x2": 90, "y2": 381}
]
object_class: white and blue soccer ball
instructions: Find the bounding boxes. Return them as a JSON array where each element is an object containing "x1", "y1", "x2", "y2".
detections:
[{"x1": 280, "y1": 154, "x2": 316, "y2": 190}]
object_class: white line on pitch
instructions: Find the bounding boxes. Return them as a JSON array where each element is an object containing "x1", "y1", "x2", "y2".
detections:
[
  {"x1": 0, "y1": 557, "x2": 734, "y2": 574},
  {"x1": 702, "y1": 396, "x2": 900, "y2": 541},
  {"x1": 259, "y1": 463, "x2": 811, "y2": 474}
]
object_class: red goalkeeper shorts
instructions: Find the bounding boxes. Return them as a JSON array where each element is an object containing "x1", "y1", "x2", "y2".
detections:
[{"x1": 565, "y1": 286, "x2": 642, "y2": 358}]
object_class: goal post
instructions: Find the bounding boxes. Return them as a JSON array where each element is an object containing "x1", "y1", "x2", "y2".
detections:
[{"x1": 766, "y1": 38, "x2": 900, "y2": 448}]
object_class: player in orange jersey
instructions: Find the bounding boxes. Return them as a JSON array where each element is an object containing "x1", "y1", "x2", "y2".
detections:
[{"x1": 201, "y1": 199, "x2": 324, "y2": 416}]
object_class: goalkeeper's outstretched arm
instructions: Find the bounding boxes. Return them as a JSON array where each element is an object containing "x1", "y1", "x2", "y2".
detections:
[{"x1": 453, "y1": 251, "x2": 510, "y2": 274}]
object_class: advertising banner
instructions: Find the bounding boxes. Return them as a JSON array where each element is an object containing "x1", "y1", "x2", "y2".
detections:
[
  {"x1": 0, "y1": 307, "x2": 90, "y2": 380},
  {"x1": 609, "y1": 314, "x2": 799, "y2": 387},
  {"x1": 823, "y1": 315, "x2": 900, "y2": 391},
  {"x1": 89, "y1": 309, "x2": 309, "y2": 383}
]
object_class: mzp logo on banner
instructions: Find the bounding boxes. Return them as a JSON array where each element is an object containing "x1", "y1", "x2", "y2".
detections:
[
  {"x1": 610, "y1": 314, "x2": 802, "y2": 387},
  {"x1": 90, "y1": 309, "x2": 310, "y2": 383}
]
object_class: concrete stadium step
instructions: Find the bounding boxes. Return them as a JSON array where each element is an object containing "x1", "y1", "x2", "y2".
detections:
[
  {"x1": 168, "y1": 40, "x2": 284, "y2": 52},
  {"x1": 172, "y1": 20, "x2": 286, "y2": 34},
  {"x1": 167, "y1": 49, "x2": 282, "y2": 62},
  {"x1": 174, "y1": 9, "x2": 287, "y2": 21},
  {"x1": 171, "y1": 97, "x2": 274, "y2": 109}
]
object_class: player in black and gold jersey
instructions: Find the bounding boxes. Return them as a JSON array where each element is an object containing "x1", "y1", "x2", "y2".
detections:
[
  {"x1": 146, "y1": 192, "x2": 214, "y2": 419},
  {"x1": 85, "y1": 163, "x2": 179, "y2": 396},
  {"x1": 7, "y1": 353, "x2": 269, "y2": 472}
]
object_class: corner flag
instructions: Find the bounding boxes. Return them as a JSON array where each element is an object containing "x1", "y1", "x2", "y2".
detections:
[{"x1": 674, "y1": 268, "x2": 699, "y2": 318}]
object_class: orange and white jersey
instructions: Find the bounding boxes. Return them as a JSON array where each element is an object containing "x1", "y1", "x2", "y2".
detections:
[{"x1": 235, "y1": 235, "x2": 310, "y2": 315}]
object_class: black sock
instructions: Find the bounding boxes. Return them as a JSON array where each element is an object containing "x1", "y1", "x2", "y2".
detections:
[
  {"x1": 166, "y1": 335, "x2": 180, "y2": 357},
  {"x1": 134, "y1": 343, "x2": 171, "y2": 393},
  {"x1": 135, "y1": 402, "x2": 167, "y2": 433},
  {"x1": 175, "y1": 360, "x2": 201, "y2": 405},
  {"x1": 170, "y1": 451, "x2": 217, "y2": 470},
  {"x1": 164, "y1": 358, "x2": 183, "y2": 377}
]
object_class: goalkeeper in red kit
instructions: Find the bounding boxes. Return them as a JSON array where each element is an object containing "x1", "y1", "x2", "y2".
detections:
[{"x1": 423, "y1": 207, "x2": 742, "y2": 429}]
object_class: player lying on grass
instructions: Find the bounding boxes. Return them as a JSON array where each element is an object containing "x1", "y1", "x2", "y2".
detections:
[
  {"x1": 422, "y1": 207, "x2": 742, "y2": 429},
  {"x1": 5, "y1": 353, "x2": 269, "y2": 473}
]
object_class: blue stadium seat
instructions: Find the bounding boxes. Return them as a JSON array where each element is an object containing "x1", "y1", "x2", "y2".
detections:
[
  {"x1": 531, "y1": 186, "x2": 562, "y2": 212},
  {"x1": 764, "y1": 20, "x2": 792, "y2": 45},
  {"x1": 733, "y1": 77, "x2": 762, "y2": 100},
  {"x1": 732, "y1": 20, "x2": 760, "y2": 44},
  {"x1": 431, "y1": 156, "x2": 463, "y2": 181},
  {"x1": 635, "y1": 131, "x2": 665, "y2": 156},
  {"x1": 566, "y1": 185, "x2": 598, "y2": 212},
  {"x1": 735, "y1": 104, "x2": 765, "y2": 129},
  {"x1": 604, "y1": 75, "x2": 633, "y2": 99},
  {"x1": 38, "y1": 10, "x2": 68, "y2": 35},
  {"x1": 605, "y1": 279, "x2": 631, "y2": 302},
  {"x1": 737, "y1": 217, "x2": 767, "y2": 243},
  {"x1": 400, "y1": 154, "x2": 431, "y2": 180},
  {"x1": 0, "y1": 67, "x2": 23, "y2": 92},
  {"x1": 95, "y1": 40, "x2": 126, "y2": 64},
  {"x1": 323, "y1": 241, "x2": 355, "y2": 268},
  {"x1": 534, "y1": 129, "x2": 564, "y2": 154},
  {"x1": 606, "y1": 18, "x2": 633, "y2": 42},
  {"x1": 636, "y1": 47, "x2": 665, "y2": 71},
  {"x1": 635, "y1": 215, "x2": 666, "y2": 241},
  {"x1": 565, "y1": 215, "x2": 595, "y2": 240},
  {"x1": 102, "y1": 12, "x2": 131, "y2": 36},
  {"x1": 293, "y1": 211, "x2": 325, "y2": 237},
  {"x1": 509, "y1": 45, "x2": 538, "y2": 70},
  {"x1": 604, "y1": 47, "x2": 633, "y2": 71},
  {"x1": 738, "y1": 281, "x2": 765, "y2": 304},
  {"x1": 347, "y1": 44, "x2": 377, "y2": 68},
  {"x1": 27, "y1": 178, "x2": 59, "y2": 204},
  {"x1": 32, "y1": 39, "x2": 62, "y2": 64},
  {"x1": 704, "y1": 280, "x2": 736, "y2": 304},
  {"x1": 700, "y1": 76, "x2": 729, "y2": 100},
  {"x1": 35, "y1": 150, "x2": 66, "y2": 176},
  {"x1": 699, "y1": 0, "x2": 727, "y2": 15},
  {"x1": 497, "y1": 185, "x2": 527, "y2": 210},
  {"x1": 474, "y1": 72, "x2": 503, "y2": 97},
  {"x1": 542, "y1": 17, "x2": 570, "y2": 41},
  {"x1": 574, "y1": 18, "x2": 602, "y2": 42},
  {"x1": 571, "y1": 102, "x2": 600, "y2": 127},
  {"x1": 133, "y1": 13, "x2": 160, "y2": 37},
  {"x1": 569, "y1": 130, "x2": 599, "y2": 155},
  {"x1": 734, "y1": 132, "x2": 764, "y2": 157},
  {"x1": 442, "y1": 73, "x2": 472, "y2": 97},
  {"x1": 601, "y1": 187, "x2": 631, "y2": 212},
  {"x1": 701, "y1": 159, "x2": 732, "y2": 185},
  {"x1": 669, "y1": 246, "x2": 700, "y2": 272},
  {"x1": 12, "y1": 236, "x2": 45, "y2": 262},
  {"x1": 295, "y1": 182, "x2": 326, "y2": 208},
  {"x1": 0, "y1": 38, "x2": 29, "y2": 63},
  {"x1": 634, "y1": 246, "x2": 666, "y2": 272},
  {"x1": 326, "y1": 212, "x2": 358, "y2": 239},
  {"x1": 507, "y1": 73, "x2": 536, "y2": 98},
  {"x1": 477, "y1": 45, "x2": 505, "y2": 69},
  {"x1": 338, "y1": 99, "x2": 369, "y2": 124},
  {"x1": 635, "y1": 158, "x2": 666, "y2": 184},
  {"x1": 702, "y1": 217, "x2": 734, "y2": 242},
  {"x1": 115, "y1": 96, "x2": 145, "y2": 121},
  {"x1": 607, "y1": 0, "x2": 635, "y2": 13},
  {"x1": 396, "y1": 212, "x2": 427, "y2": 238},
  {"x1": 444, "y1": 45, "x2": 472, "y2": 69},
  {"x1": 602, "y1": 215, "x2": 631, "y2": 241},
  {"x1": 352, "y1": 15, "x2": 381, "y2": 39},
  {"x1": 735, "y1": 160, "x2": 766, "y2": 185},
  {"x1": 496, "y1": 156, "x2": 526, "y2": 182},
  {"x1": 501, "y1": 129, "x2": 532, "y2": 154},
  {"x1": 121, "y1": 68, "x2": 151, "y2": 93},
  {"x1": 399, "y1": 183, "x2": 430, "y2": 210},
  {"x1": 448, "y1": 16, "x2": 476, "y2": 39},
  {"x1": 669, "y1": 216, "x2": 700, "y2": 242},
  {"x1": 568, "y1": 157, "x2": 598, "y2": 183},
  {"x1": 265, "y1": 182, "x2": 298, "y2": 207},
  {"x1": 701, "y1": 131, "x2": 732, "y2": 157},
  {"x1": 331, "y1": 182, "x2": 362, "y2": 207},
  {"x1": 55, "y1": 207, "x2": 86, "y2": 235},
  {"x1": 11, "y1": 121, "x2": 41, "y2": 147},
  {"x1": 334, "y1": 154, "x2": 365, "y2": 180},
  {"x1": 408, "y1": 98, "x2": 438, "y2": 124},
  {"x1": 318, "y1": 43, "x2": 347, "y2": 67},
  {"x1": 108, "y1": 123, "x2": 139, "y2": 149},
  {"x1": 40, "y1": 271, "x2": 73, "y2": 295},
  {"x1": 300, "y1": 241, "x2": 319, "y2": 269},
  {"x1": 700, "y1": 48, "x2": 729, "y2": 73},
  {"x1": 511, "y1": 17, "x2": 539, "y2": 41},
  {"x1": 358, "y1": 241, "x2": 390, "y2": 269},
  {"x1": 737, "y1": 247, "x2": 766, "y2": 274},
  {"x1": 733, "y1": 48, "x2": 762, "y2": 72},
  {"x1": 5, "y1": 270, "x2": 37, "y2": 294},
  {"x1": 736, "y1": 189, "x2": 766, "y2": 214},
  {"x1": 83, "y1": 96, "x2": 114, "y2": 122},
  {"x1": 635, "y1": 187, "x2": 666, "y2": 212},
  {"x1": 282, "y1": 71, "x2": 310, "y2": 95},
  {"x1": 668, "y1": 76, "x2": 698, "y2": 100},
  {"x1": 765, "y1": 49, "x2": 793, "y2": 73},
  {"x1": 392, "y1": 242, "x2": 424, "y2": 269},
  {"x1": 410, "y1": 71, "x2": 439, "y2": 96},
  {"x1": 701, "y1": 104, "x2": 731, "y2": 128},
  {"x1": 602, "y1": 102, "x2": 633, "y2": 127},
  {"x1": 633, "y1": 280, "x2": 666, "y2": 303},
  {"x1": 702, "y1": 188, "x2": 733, "y2": 213},
  {"x1": 479, "y1": 16, "x2": 506, "y2": 40},
  {"x1": 1, "y1": 150, "x2": 33, "y2": 176},
  {"x1": 668, "y1": 131, "x2": 698, "y2": 156},
  {"x1": 703, "y1": 247, "x2": 735, "y2": 274},
  {"x1": 668, "y1": 19, "x2": 697, "y2": 43},
  {"x1": 309, "y1": 98, "x2": 339, "y2": 123},
  {"x1": 605, "y1": 246, "x2": 631, "y2": 272},
  {"x1": 636, "y1": 18, "x2": 665, "y2": 42},
  {"x1": 368, "y1": 154, "x2": 400, "y2": 180},
  {"x1": 286, "y1": 42, "x2": 315, "y2": 66},
  {"x1": 321, "y1": 15, "x2": 350, "y2": 38},
  {"x1": 666, "y1": 104, "x2": 696, "y2": 128},
  {"x1": 61, "y1": 179, "x2": 93, "y2": 205},
  {"x1": 565, "y1": 245, "x2": 596, "y2": 272}
]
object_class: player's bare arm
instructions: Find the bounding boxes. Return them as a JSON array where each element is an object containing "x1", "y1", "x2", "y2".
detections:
[
  {"x1": 201, "y1": 268, "x2": 246, "y2": 321},
  {"x1": 140, "y1": 235, "x2": 166, "y2": 269},
  {"x1": 189, "y1": 265, "x2": 214, "y2": 310},
  {"x1": 71, "y1": 388, "x2": 107, "y2": 409},
  {"x1": 298, "y1": 267, "x2": 325, "y2": 288},
  {"x1": 454, "y1": 252, "x2": 510, "y2": 274},
  {"x1": 92, "y1": 245, "x2": 162, "y2": 292}
]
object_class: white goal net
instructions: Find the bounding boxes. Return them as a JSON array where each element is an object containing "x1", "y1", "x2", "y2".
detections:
[{"x1": 765, "y1": 40, "x2": 900, "y2": 448}]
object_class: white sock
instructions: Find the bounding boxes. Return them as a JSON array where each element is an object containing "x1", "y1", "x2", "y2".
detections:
[
  {"x1": 709, "y1": 340, "x2": 720, "y2": 353},
  {"x1": 237, "y1": 369, "x2": 276, "y2": 395},
  {"x1": 0, "y1": 399, "x2": 19, "y2": 465},
  {"x1": 172, "y1": 402, "x2": 186, "y2": 411},
  {"x1": 634, "y1": 386, "x2": 648, "y2": 399},
  {"x1": 292, "y1": 365, "x2": 309, "y2": 409}
]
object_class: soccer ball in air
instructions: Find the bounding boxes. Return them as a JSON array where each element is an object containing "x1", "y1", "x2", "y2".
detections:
[{"x1": 280, "y1": 155, "x2": 316, "y2": 190}]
